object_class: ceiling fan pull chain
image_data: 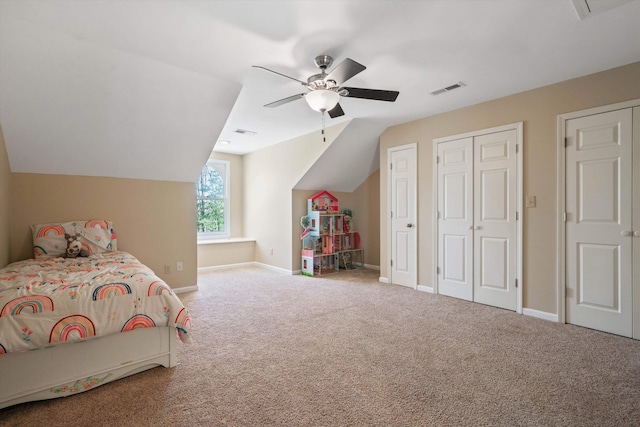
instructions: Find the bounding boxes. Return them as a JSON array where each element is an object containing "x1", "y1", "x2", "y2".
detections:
[{"x1": 322, "y1": 111, "x2": 326, "y2": 142}]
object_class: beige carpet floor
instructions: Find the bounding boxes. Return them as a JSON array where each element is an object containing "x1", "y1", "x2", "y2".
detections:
[{"x1": 2, "y1": 266, "x2": 640, "y2": 426}]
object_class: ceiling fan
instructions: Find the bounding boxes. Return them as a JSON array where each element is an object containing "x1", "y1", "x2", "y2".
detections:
[{"x1": 253, "y1": 55, "x2": 399, "y2": 118}]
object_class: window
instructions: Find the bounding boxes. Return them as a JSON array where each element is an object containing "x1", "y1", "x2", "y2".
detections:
[{"x1": 196, "y1": 160, "x2": 230, "y2": 239}]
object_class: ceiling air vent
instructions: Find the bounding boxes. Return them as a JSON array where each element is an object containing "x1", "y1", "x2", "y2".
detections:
[
  {"x1": 430, "y1": 82, "x2": 465, "y2": 96},
  {"x1": 234, "y1": 129, "x2": 257, "y2": 135},
  {"x1": 571, "y1": 0, "x2": 631, "y2": 20}
]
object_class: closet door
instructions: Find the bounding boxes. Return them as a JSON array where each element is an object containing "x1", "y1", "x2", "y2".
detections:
[
  {"x1": 473, "y1": 130, "x2": 518, "y2": 311},
  {"x1": 565, "y1": 108, "x2": 633, "y2": 337},
  {"x1": 437, "y1": 129, "x2": 518, "y2": 311},
  {"x1": 437, "y1": 138, "x2": 473, "y2": 301}
]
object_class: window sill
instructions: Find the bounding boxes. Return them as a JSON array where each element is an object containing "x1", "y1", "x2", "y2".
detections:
[{"x1": 197, "y1": 237, "x2": 256, "y2": 246}]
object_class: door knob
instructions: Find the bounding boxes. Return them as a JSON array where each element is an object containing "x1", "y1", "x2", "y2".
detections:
[
  {"x1": 621, "y1": 231, "x2": 632, "y2": 237},
  {"x1": 474, "y1": 226, "x2": 481, "y2": 230},
  {"x1": 406, "y1": 223, "x2": 414, "y2": 228},
  {"x1": 467, "y1": 225, "x2": 474, "y2": 229}
]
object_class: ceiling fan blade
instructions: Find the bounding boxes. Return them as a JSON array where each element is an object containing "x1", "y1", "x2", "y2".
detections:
[
  {"x1": 325, "y1": 58, "x2": 366, "y2": 85},
  {"x1": 342, "y1": 87, "x2": 399, "y2": 102},
  {"x1": 327, "y1": 103, "x2": 345, "y2": 119},
  {"x1": 264, "y1": 93, "x2": 306, "y2": 108},
  {"x1": 253, "y1": 66, "x2": 307, "y2": 85}
]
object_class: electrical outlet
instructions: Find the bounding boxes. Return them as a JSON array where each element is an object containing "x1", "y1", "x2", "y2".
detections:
[
  {"x1": 177, "y1": 261, "x2": 183, "y2": 272},
  {"x1": 164, "y1": 264, "x2": 171, "y2": 274}
]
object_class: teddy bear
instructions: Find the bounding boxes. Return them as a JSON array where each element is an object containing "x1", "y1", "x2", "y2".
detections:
[{"x1": 63, "y1": 233, "x2": 90, "y2": 258}]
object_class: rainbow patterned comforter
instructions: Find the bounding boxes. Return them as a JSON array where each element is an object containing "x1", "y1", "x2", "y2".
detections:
[{"x1": 0, "y1": 251, "x2": 191, "y2": 355}]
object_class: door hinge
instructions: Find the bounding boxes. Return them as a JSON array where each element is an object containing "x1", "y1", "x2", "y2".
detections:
[
  {"x1": 515, "y1": 278, "x2": 518, "y2": 288},
  {"x1": 390, "y1": 162, "x2": 393, "y2": 170},
  {"x1": 564, "y1": 137, "x2": 568, "y2": 147},
  {"x1": 437, "y1": 267, "x2": 440, "y2": 275},
  {"x1": 563, "y1": 212, "x2": 567, "y2": 222},
  {"x1": 437, "y1": 155, "x2": 440, "y2": 164},
  {"x1": 564, "y1": 286, "x2": 568, "y2": 297},
  {"x1": 516, "y1": 211, "x2": 519, "y2": 221},
  {"x1": 391, "y1": 211, "x2": 393, "y2": 218},
  {"x1": 437, "y1": 211, "x2": 441, "y2": 219},
  {"x1": 516, "y1": 144, "x2": 519, "y2": 153},
  {"x1": 391, "y1": 259, "x2": 393, "y2": 267}
]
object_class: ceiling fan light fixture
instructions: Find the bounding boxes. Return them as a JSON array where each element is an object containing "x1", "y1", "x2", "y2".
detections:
[{"x1": 305, "y1": 89, "x2": 340, "y2": 112}]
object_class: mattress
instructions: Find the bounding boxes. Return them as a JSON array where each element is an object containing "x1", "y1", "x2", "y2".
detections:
[{"x1": 0, "y1": 251, "x2": 191, "y2": 355}]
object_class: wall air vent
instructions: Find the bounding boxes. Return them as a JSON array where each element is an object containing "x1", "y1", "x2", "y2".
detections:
[
  {"x1": 234, "y1": 129, "x2": 257, "y2": 135},
  {"x1": 430, "y1": 82, "x2": 465, "y2": 96}
]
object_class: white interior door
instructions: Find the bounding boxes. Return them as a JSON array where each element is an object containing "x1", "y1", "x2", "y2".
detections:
[
  {"x1": 437, "y1": 137, "x2": 473, "y2": 300},
  {"x1": 566, "y1": 108, "x2": 633, "y2": 337},
  {"x1": 473, "y1": 130, "x2": 518, "y2": 311},
  {"x1": 390, "y1": 145, "x2": 417, "y2": 288},
  {"x1": 436, "y1": 127, "x2": 519, "y2": 311}
]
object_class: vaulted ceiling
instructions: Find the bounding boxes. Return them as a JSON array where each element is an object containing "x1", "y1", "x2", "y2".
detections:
[{"x1": 1, "y1": 0, "x2": 640, "y2": 185}]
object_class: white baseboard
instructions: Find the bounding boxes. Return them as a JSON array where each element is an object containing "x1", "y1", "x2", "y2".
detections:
[
  {"x1": 253, "y1": 262, "x2": 293, "y2": 275},
  {"x1": 417, "y1": 285, "x2": 434, "y2": 293},
  {"x1": 523, "y1": 308, "x2": 559, "y2": 322},
  {"x1": 173, "y1": 285, "x2": 198, "y2": 294},
  {"x1": 379, "y1": 277, "x2": 389, "y2": 283},
  {"x1": 197, "y1": 262, "x2": 255, "y2": 273},
  {"x1": 199, "y1": 262, "x2": 384, "y2": 277},
  {"x1": 198, "y1": 261, "x2": 293, "y2": 275}
]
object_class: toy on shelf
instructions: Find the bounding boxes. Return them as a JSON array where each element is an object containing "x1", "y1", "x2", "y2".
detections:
[
  {"x1": 300, "y1": 190, "x2": 364, "y2": 277},
  {"x1": 341, "y1": 208, "x2": 353, "y2": 233}
]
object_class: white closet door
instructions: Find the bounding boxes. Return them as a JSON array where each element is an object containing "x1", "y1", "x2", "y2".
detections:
[
  {"x1": 473, "y1": 130, "x2": 518, "y2": 311},
  {"x1": 437, "y1": 138, "x2": 473, "y2": 301},
  {"x1": 566, "y1": 108, "x2": 633, "y2": 337},
  {"x1": 390, "y1": 145, "x2": 417, "y2": 288}
]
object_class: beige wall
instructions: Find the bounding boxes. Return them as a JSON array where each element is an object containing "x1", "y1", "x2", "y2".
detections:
[
  {"x1": 0, "y1": 124, "x2": 10, "y2": 268},
  {"x1": 10, "y1": 173, "x2": 197, "y2": 289},
  {"x1": 380, "y1": 61, "x2": 640, "y2": 315},
  {"x1": 197, "y1": 240, "x2": 255, "y2": 268},
  {"x1": 352, "y1": 169, "x2": 380, "y2": 267},
  {"x1": 244, "y1": 121, "x2": 350, "y2": 272},
  {"x1": 291, "y1": 170, "x2": 380, "y2": 271}
]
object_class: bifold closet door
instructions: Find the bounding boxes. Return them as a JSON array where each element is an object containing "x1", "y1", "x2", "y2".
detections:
[
  {"x1": 437, "y1": 130, "x2": 517, "y2": 311},
  {"x1": 565, "y1": 108, "x2": 633, "y2": 337}
]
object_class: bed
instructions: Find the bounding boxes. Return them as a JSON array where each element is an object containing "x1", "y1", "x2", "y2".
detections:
[{"x1": 0, "y1": 220, "x2": 191, "y2": 409}]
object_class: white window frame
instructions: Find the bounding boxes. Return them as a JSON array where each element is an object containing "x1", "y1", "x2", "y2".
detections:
[{"x1": 196, "y1": 159, "x2": 230, "y2": 240}]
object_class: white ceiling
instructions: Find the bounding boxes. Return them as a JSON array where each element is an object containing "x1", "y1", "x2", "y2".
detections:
[{"x1": 1, "y1": 0, "x2": 640, "y2": 186}]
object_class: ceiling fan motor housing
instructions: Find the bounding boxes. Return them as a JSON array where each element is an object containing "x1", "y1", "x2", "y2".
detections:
[
  {"x1": 307, "y1": 74, "x2": 338, "y2": 91},
  {"x1": 314, "y1": 55, "x2": 334, "y2": 70}
]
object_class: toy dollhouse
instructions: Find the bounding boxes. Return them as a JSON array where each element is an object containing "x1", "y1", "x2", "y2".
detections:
[
  {"x1": 308, "y1": 190, "x2": 339, "y2": 213},
  {"x1": 300, "y1": 190, "x2": 363, "y2": 277}
]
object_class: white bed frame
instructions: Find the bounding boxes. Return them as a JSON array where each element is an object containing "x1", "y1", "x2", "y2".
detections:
[{"x1": 0, "y1": 326, "x2": 177, "y2": 409}]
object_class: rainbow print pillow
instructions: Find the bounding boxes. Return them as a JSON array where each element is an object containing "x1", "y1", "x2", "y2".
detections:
[{"x1": 31, "y1": 220, "x2": 117, "y2": 259}]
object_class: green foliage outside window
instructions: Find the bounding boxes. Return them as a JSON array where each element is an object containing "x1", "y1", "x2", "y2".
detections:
[{"x1": 196, "y1": 163, "x2": 226, "y2": 233}]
